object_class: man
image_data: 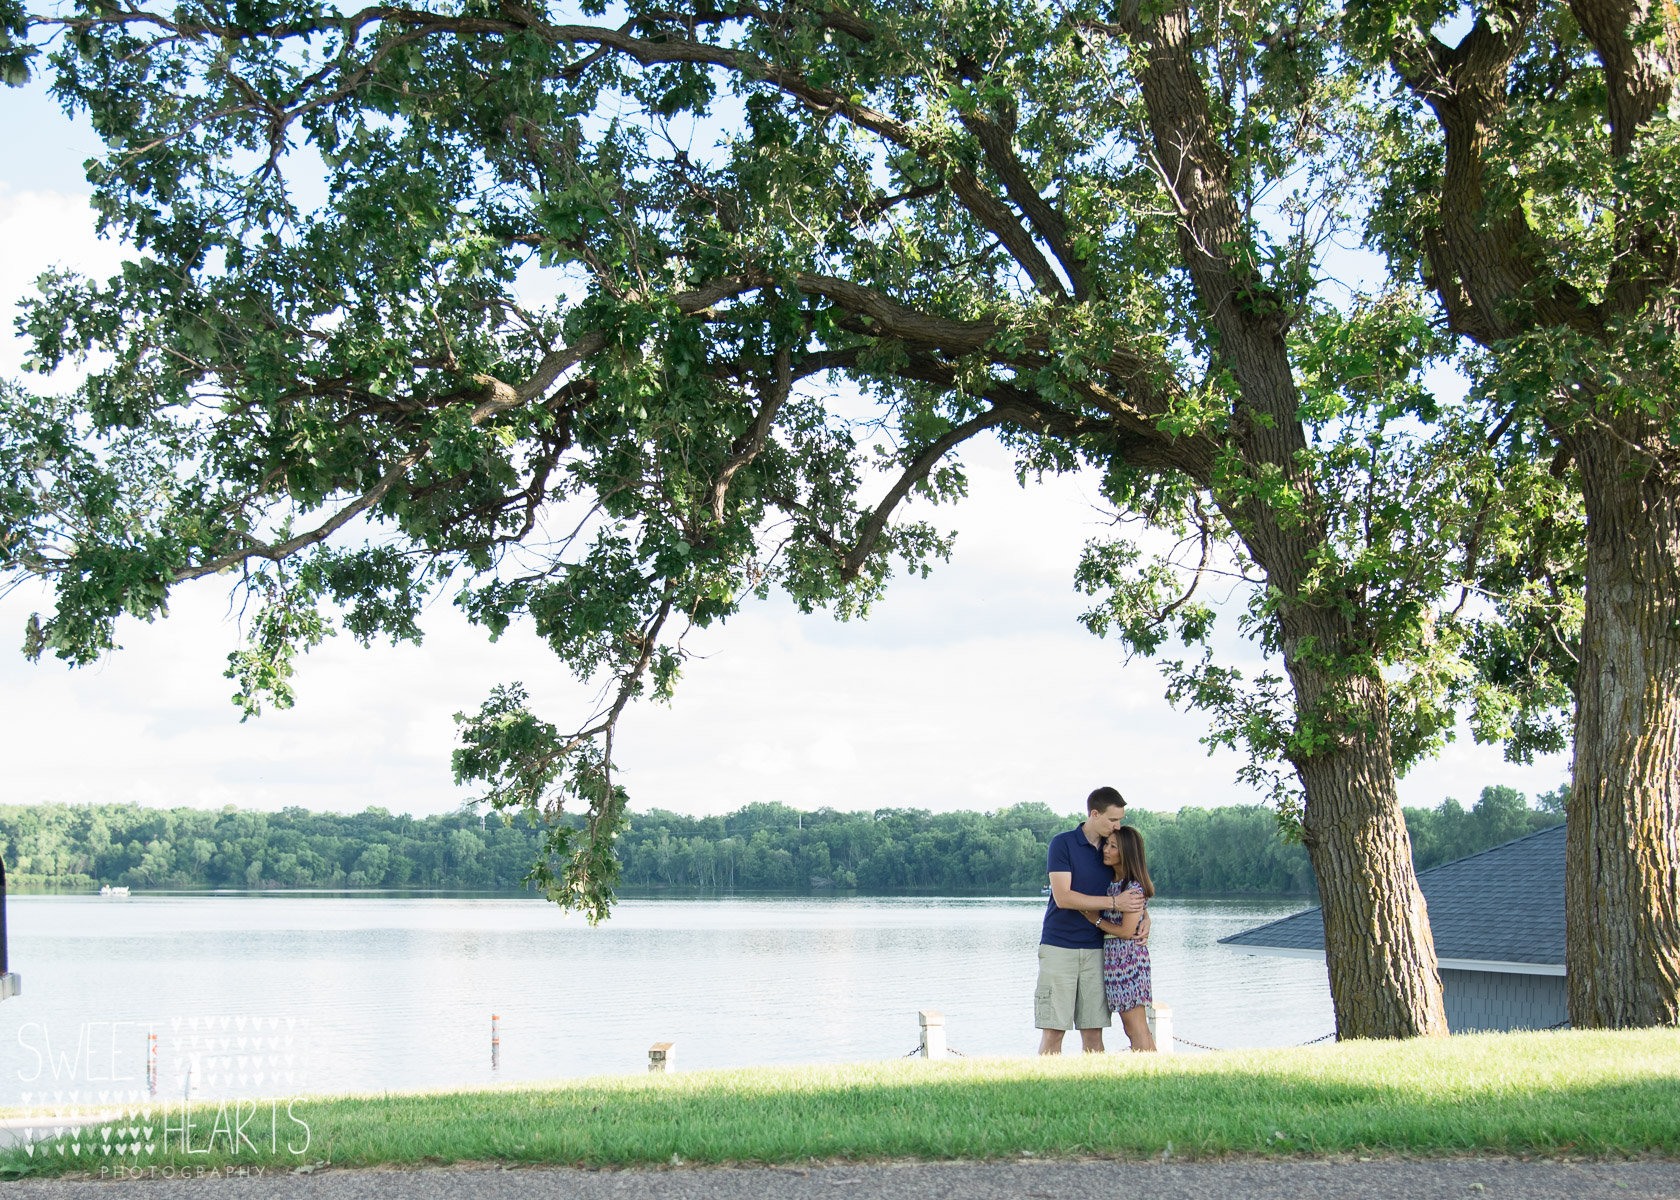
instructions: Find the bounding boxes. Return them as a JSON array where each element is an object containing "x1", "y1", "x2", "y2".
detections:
[{"x1": 1036, "y1": 786, "x2": 1146, "y2": 1054}]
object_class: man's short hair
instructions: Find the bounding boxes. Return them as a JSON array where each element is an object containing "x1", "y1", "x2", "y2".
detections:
[{"x1": 1087, "y1": 786, "x2": 1127, "y2": 813}]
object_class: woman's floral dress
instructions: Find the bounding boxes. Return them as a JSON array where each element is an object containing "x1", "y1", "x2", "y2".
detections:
[{"x1": 1102, "y1": 878, "x2": 1152, "y2": 1012}]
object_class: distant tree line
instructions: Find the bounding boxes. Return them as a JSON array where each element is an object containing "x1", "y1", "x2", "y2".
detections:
[
  {"x1": 0, "y1": 786, "x2": 1564, "y2": 896},
  {"x1": 615, "y1": 786, "x2": 1564, "y2": 893}
]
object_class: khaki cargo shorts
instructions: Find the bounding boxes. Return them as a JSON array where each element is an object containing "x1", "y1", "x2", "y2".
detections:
[{"x1": 1034, "y1": 944, "x2": 1111, "y2": 1030}]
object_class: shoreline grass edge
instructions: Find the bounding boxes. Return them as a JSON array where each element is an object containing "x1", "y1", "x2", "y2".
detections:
[{"x1": 4, "y1": 1029, "x2": 1676, "y2": 1179}]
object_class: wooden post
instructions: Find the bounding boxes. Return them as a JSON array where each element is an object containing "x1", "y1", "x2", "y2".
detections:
[
  {"x1": 648, "y1": 1042, "x2": 675, "y2": 1072},
  {"x1": 0, "y1": 857, "x2": 18, "y2": 1001},
  {"x1": 917, "y1": 1010, "x2": 946, "y2": 1060},
  {"x1": 1147, "y1": 1003, "x2": 1174, "y2": 1053}
]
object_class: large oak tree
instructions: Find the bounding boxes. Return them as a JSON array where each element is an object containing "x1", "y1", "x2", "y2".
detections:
[
  {"x1": 0, "y1": 0, "x2": 1545, "y2": 1033},
  {"x1": 1355, "y1": 0, "x2": 1680, "y2": 1027}
]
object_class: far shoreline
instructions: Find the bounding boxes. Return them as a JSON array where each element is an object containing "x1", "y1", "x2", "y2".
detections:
[{"x1": 6, "y1": 885, "x2": 1321, "y2": 901}]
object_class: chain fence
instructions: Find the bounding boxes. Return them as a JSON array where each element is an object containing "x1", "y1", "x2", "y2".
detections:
[
  {"x1": 895, "y1": 1008, "x2": 1568, "y2": 1059},
  {"x1": 895, "y1": 1034, "x2": 1334, "y2": 1055},
  {"x1": 1174, "y1": 1018, "x2": 1577, "y2": 1050},
  {"x1": 891, "y1": 1017, "x2": 1369, "y2": 1058},
  {"x1": 1171, "y1": 1035, "x2": 1226, "y2": 1051},
  {"x1": 1172, "y1": 1029, "x2": 1336, "y2": 1052}
]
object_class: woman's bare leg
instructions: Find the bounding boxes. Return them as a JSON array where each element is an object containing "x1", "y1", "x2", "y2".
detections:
[{"x1": 1119, "y1": 1006, "x2": 1156, "y2": 1052}]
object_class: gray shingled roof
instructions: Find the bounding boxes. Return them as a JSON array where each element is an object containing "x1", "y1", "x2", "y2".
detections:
[{"x1": 1218, "y1": 822, "x2": 1565, "y2": 967}]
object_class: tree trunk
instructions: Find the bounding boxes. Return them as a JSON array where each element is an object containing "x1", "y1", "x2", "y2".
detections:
[
  {"x1": 1289, "y1": 658, "x2": 1449, "y2": 1038},
  {"x1": 1567, "y1": 429, "x2": 1680, "y2": 1027},
  {"x1": 1204, "y1": 272, "x2": 1448, "y2": 1040},
  {"x1": 1126, "y1": 0, "x2": 1449, "y2": 1038},
  {"x1": 1382, "y1": 0, "x2": 1680, "y2": 1030}
]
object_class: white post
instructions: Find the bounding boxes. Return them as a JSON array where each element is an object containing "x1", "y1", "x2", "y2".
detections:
[
  {"x1": 918, "y1": 1010, "x2": 947, "y2": 1060},
  {"x1": 648, "y1": 1041, "x2": 675, "y2": 1072},
  {"x1": 1147, "y1": 1004, "x2": 1174, "y2": 1054}
]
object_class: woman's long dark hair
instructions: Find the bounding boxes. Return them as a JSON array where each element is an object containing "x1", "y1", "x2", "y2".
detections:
[{"x1": 1115, "y1": 826, "x2": 1154, "y2": 899}]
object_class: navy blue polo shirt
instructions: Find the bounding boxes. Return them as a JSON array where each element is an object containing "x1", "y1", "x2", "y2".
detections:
[{"x1": 1041, "y1": 823, "x2": 1111, "y2": 949}]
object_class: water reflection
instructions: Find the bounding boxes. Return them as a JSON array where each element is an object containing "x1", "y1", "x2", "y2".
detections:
[{"x1": 0, "y1": 893, "x2": 1331, "y2": 1099}]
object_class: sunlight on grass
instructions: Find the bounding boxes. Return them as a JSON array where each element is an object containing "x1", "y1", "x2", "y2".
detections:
[{"x1": 6, "y1": 1029, "x2": 1675, "y2": 1178}]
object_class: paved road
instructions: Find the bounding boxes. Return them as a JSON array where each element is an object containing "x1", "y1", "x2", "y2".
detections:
[{"x1": 7, "y1": 1159, "x2": 1678, "y2": 1199}]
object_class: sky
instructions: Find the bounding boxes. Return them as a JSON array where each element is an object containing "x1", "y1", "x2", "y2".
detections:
[{"x1": 0, "y1": 75, "x2": 1571, "y2": 820}]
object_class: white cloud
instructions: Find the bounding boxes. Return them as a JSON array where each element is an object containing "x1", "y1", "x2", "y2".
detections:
[
  {"x1": 0, "y1": 186, "x2": 130, "y2": 382},
  {"x1": 805, "y1": 733, "x2": 858, "y2": 772}
]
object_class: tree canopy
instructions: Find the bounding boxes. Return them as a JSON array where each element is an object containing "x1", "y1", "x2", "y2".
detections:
[{"x1": 2, "y1": 0, "x2": 1654, "y2": 1034}]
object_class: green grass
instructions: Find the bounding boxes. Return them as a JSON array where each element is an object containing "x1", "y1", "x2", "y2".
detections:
[{"x1": 8, "y1": 1029, "x2": 1678, "y2": 1179}]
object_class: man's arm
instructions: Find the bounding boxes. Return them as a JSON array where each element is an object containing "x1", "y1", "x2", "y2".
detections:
[{"x1": 1048, "y1": 872, "x2": 1144, "y2": 913}]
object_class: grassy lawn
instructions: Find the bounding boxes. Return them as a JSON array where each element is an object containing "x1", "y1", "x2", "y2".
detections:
[{"x1": 7, "y1": 1029, "x2": 1677, "y2": 1179}]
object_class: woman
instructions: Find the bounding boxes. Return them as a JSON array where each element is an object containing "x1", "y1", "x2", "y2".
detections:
[{"x1": 1093, "y1": 826, "x2": 1156, "y2": 1051}]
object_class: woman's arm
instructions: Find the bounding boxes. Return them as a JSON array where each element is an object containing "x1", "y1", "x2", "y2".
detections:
[
  {"x1": 1086, "y1": 886, "x2": 1146, "y2": 937},
  {"x1": 1114, "y1": 885, "x2": 1145, "y2": 938}
]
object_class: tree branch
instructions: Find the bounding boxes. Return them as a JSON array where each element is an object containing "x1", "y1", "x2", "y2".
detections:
[
  {"x1": 169, "y1": 449, "x2": 424, "y2": 582},
  {"x1": 710, "y1": 345, "x2": 791, "y2": 522},
  {"x1": 838, "y1": 406, "x2": 1019, "y2": 578},
  {"x1": 959, "y1": 111, "x2": 1090, "y2": 300},
  {"x1": 1385, "y1": 2, "x2": 1607, "y2": 342}
]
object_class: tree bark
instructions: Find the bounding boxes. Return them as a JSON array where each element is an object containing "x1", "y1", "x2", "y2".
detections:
[
  {"x1": 1564, "y1": 3, "x2": 1680, "y2": 1029},
  {"x1": 1567, "y1": 427, "x2": 1680, "y2": 1027},
  {"x1": 1289, "y1": 654, "x2": 1449, "y2": 1038}
]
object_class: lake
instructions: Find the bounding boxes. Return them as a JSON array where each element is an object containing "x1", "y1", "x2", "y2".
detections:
[{"x1": 0, "y1": 893, "x2": 1331, "y2": 1103}]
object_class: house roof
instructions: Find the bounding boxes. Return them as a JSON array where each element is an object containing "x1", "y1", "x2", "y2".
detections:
[{"x1": 1218, "y1": 822, "x2": 1565, "y2": 972}]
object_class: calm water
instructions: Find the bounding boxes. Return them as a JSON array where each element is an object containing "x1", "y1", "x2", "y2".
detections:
[{"x1": 0, "y1": 893, "x2": 1330, "y2": 1102}]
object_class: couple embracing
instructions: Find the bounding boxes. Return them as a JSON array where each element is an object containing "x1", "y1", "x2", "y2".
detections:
[{"x1": 1035, "y1": 786, "x2": 1157, "y2": 1054}]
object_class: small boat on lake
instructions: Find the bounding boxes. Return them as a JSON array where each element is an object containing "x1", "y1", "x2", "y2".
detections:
[{"x1": 99, "y1": 885, "x2": 131, "y2": 898}]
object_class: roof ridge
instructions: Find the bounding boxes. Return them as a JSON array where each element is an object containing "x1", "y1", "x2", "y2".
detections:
[
  {"x1": 1414, "y1": 819, "x2": 1566, "y2": 881},
  {"x1": 1217, "y1": 907, "x2": 1319, "y2": 939},
  {"x1": 1215, "y1": 820, "x2": 1567, "y2": 950}
]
